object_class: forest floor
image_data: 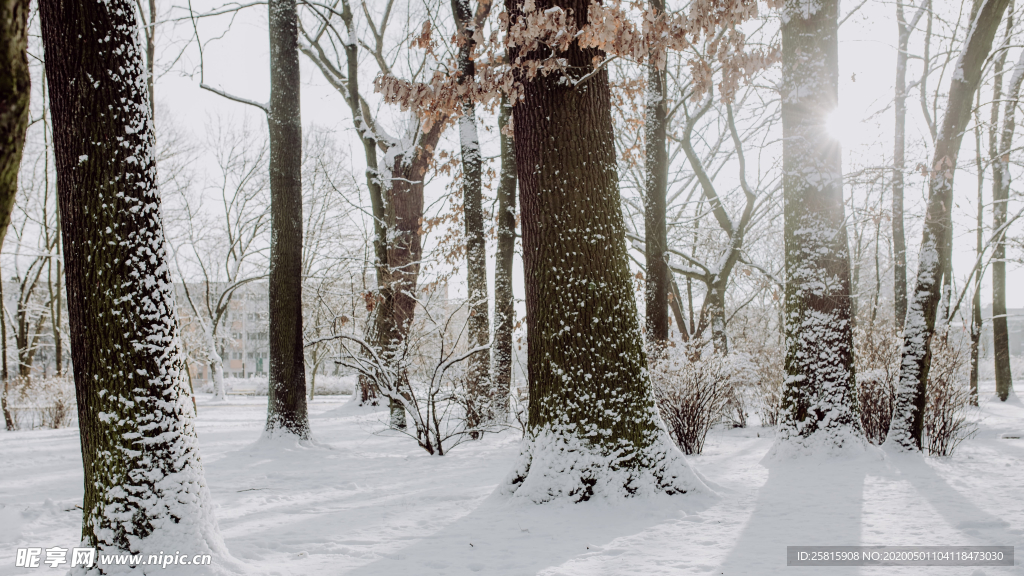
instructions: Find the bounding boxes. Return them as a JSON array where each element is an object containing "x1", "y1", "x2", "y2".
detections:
[{"x1": 1, "y1": 380, "x2": 1022, "y2": 576}]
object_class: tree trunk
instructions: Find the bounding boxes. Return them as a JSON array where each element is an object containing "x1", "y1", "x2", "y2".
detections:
[
  {"x1": 644, "y1": 0, "x2": 669, "y2": 346},
  {"x1": 208, "y1": 329, "x2": 227, "y2": 400},
  {"x1": 970, "y1": 118, "x2": 983, "y2": 406},
  {"x1": 454, "y1": 0, "x2": 491, "y2": 432},
  {"x1": 504, "y1": 0, "x2": 702, "y2": 500},
  {"x1": 146, "y1": 0, "x2": 156, "y2": 113},
  {"x1": 48, "y1": 224, "x2": 64, "y2": 376},
  {"x1": 1, "y1": 279, "x2": 12, "y2": 430},
  {"x1": 38, "y1": 0, "x2": 226, "y2": 557},
  {"x1": 0, "y1": 0, "x2": 30, "y2": 254},
  {"x1": 492, "y1": 94, "x2": 517, "y2": 420},
  {"x1": 887, "y1": 0, "x2": 1010, "y2": 450},
  {"x1": 892, "y1": 0, "x2": 913, "y2": 329},
  {"x1": 992, "y1": 46, "x2": 1023, "y2": 401},
  {"x1": 265, "y1": 0, "x2": 310, "y2": 438},
  {"x1": 378, "y1": 135, "x2": 438, "y2": 429},
  {"x1": 335, "y1": 0, "x2": 384, "y2": 406},
  {"x1": 778, "y1": 0, "x2": 860, "y2": 448}
]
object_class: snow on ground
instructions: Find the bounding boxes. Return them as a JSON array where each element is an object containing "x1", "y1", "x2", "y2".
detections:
[{"x1": 1, "y1": 381, "x2": 1022, "y2": 576}]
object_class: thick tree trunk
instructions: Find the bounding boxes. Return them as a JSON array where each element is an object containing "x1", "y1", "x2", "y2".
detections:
[
  {"x1": 644, "y1": 1, "x2": 669, "y2": 345},
  {"x1": 504, "y1": 0, "x2": 702, "y2": 500},
  {"x1": 887, "y1": 0, "x2": 1011, "y2": 449},
  {"x1": 0, "y1": 0, "x2": 30, "y2": 254},
  {"x1": 777, "y1": 0, "x2": 860, "y2": 448},
  {"x1": 265, "y1": 0, "x2": 310, "y2": 438},
  {"x1": 492, "y1": 95, "x2": 517, "y2": 420},
  {"x1": 992, "y1": 48, "x2": 1023, "y2": 401},
  {"x1": 38, "y1": 0, "x2": 226, "y2": 559},
  {"x1": 454, "y1": 1, "x2": 491, "y2": 431},
  {"x1": 379, "y1": 137, "x2": 437, "y2": 429}
]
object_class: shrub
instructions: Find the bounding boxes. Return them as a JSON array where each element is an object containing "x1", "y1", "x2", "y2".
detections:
[
  {"x1": 857, "y1": 368, "x2": 895, "y2": 445},
  {"x1": 651, "y1": 344, "x2": 731, "y2": 455},
  {"x1": 37, "y1": 377, "x2": 76, "y2": 429},
  {"x1": 925, "y1": 330, "x2": 977, "y2": 457},
  {"x1": 745, "y1": 344, "x2": 784, "y2": 428},
  {"x1": 854, "y1": 325, "x2": 900, "y2": 445},
  {"x1": 2, "y1": 376, "x2": 76, "y2": 430}
]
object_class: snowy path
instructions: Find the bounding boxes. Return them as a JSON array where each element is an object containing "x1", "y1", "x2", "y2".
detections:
[{"x1": 1, "y1": 383, "x2": 1022, "y2": 575}]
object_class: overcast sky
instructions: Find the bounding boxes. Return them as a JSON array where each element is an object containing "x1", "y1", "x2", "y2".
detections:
[{"x1": 148, "y1": 0, "x2": 1024, "y2": 310}]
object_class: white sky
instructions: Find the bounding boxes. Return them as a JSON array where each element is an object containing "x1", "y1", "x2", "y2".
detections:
[{"x1": 151, "y1": 0, "x2": 1024, "y2": 310}]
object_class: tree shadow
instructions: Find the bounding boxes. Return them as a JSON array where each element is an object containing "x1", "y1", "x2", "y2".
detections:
[
  {"x1": 717, "y1": 454, "x2": 872, "y2": 575},
  {"x1": 340, "y1": 489, "x2": 718, "y2": 576},
  {"x1": 881, "y1": 452, "x2": 1021, "y2": 544}
]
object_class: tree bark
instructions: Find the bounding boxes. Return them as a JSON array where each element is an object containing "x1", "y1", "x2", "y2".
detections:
[
  {"x1": 492, "y1": 94, "x2": 517, "y2": 420},
  {"x1": 892, "y1": 0, "x2": 923, "y2": 329},
  {"x1": 39, "y1": 0, "x2": 225, "y2": 556},
  {"x1": 644, "y1": 0, "x2": 669, "y2": 345},
  {"x1": 504, "y1": 0, "x2": 701, "y2": 500},
  {"x1": 0, "y1": 0, "x2": 30, "y2": 254},
  {"x1": 888, "y1": 0, "x2": 1011, "y2": 449},
  {"x1": 970, "y1": 116, "x2": 983, "y2": 406},
  {"x1": 265, "y1": 0, "x2": 311, "y2": 438},
  {"x1": 146, "y1": 0, "x2": 156, "y2": 112},
  {"x1": 778, "y1": 0, "x2": 860, "y2": 447},
  {"x1": 454, "y1": 0, "x2": 491, "y2": 431},
  {"x1": 1, "y1": 279, "x2": 12, "y2": 430},
  {"x1": 992, "y1": 46, "x2": 1024, "y2": 401},
  {"x1": 379, "y1": 132, "x2": 439, "y2": 429}
]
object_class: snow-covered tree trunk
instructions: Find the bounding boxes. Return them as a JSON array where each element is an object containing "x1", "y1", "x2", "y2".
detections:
[
  {"x1": 888, "y1": 0, "x2": 1011, "y2": 449},
  {"x1": 504, "y1": 0, "x2": 703, "y2": 501},
  {"x1": 454, "y1": 0, "x2": 492, "y2": 431},
  {"x1": 0, "y1": 0, "x2": 29, "y2": 253},
  {"x1": 38, "y1": 0, "x2": 229, "y2": 564},
  {"x1": 265, "y1": 0, "x2": 311, "y2": 438},
  {"x1": 492, "y1": 95, "x2": 517, "y2": 421},
  {"x1": 644, "y1": 1, "x2": 670, "y2": 346},
  {"x1": 207, "y1": 331, "x2": 227, "y2": 401},
  {"x1": 378, "y1": 135, "x2": 439, "y2": 429},
  {"x1": 991, "y1": 46, "x2": 1023, "y2": 401},
  {"x1": 777, "y1": 0, "x2": 861, "y2": 451}
]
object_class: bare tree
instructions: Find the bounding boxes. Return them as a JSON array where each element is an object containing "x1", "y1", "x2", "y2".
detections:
[
  {"x1": 452, "y1": 0, "x2": 495, "y2": 435},
  {"x1": 171, "y1": 120, "x2": 269, "y2": 401},
  {"x1": 888, "y1": 0, "x2": 1011, "y2": 450},
  {"x1": 299, "y1": 0, "x2": 448, "y2": 428},
  {"x1": 492, "y1": 94, "x2": 516, "y2": 420},
  {"x1": 893, "y1": 0, "x2": 927, "y2": 328},
  {"x1": 989, "y1": 27, "x2": 1023, "y2": 402}
]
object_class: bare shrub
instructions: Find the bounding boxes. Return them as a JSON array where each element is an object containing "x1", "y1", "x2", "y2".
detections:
[
  {"x1": 651, "y1": 343, "x2": 731, "y2": 455},
  {"x1": 857, "y1": 369, "x2": 895, "y2": 445},
  {"x1": 1, "y1": 377, "x2": 76, "y2": 430},
  {"x1": 854, "y1": 325, "x2": 900, "y2": 444},
  {"x1": 37, "y1": 377, "x2": 76, "y2": 429},
  {"x1": 745, "y1": 343, "x2": 784, "y2": 427},
  {"x1": 925, "y1": 329, "x2": 977, "y2": 457},
  {"x1": 332, "y1": 300, "x2": 495, "y2": 455}
]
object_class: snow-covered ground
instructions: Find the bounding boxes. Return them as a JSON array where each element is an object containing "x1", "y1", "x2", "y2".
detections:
[{"x1": 2, "y1": 381, "x2": 1022, "y2": 576}]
